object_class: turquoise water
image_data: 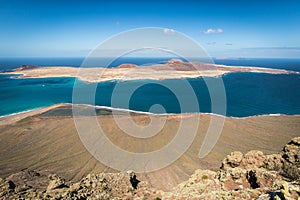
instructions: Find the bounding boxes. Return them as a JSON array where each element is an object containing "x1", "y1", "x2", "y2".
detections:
[{"x1": 0, "y1": 58, "x2": 300, "y2": 117}]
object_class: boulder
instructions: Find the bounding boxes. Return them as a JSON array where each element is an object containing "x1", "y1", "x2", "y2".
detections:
[
  {"x1": 240, "y1": 150, "x2": 266, "y2": 169},
  {"x1": 221, "y1": 151, "x2": 243, "y2": 169},
  {"x1": 217, "y1": 167, "x2": 250, "y2": 191},
  {"x1": 0, "y1": 178, "x2": 15, "y2": 197},
  {"x1": 46, "y1": 174, "x2": 66, "y2": 191},
  {"x1": 281, "y1": 137, "x2": 300, "y2": 166},
  {"x1": 264, "y1": 154, "x2": 283, "y2": 170},
  {"x1": 246, "y1": 169, "x2": 280, "y2": 189}
]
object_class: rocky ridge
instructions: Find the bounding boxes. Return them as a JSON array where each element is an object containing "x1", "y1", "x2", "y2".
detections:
[{"x1": 1, "y1": 137, "x2": 299, "y2": 199}]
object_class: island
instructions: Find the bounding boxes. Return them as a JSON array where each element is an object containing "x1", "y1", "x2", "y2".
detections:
[{"x1": 4, "y1": 59, "x2": 298, "y2": 83}]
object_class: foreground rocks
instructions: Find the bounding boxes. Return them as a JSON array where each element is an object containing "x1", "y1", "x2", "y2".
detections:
[
  {"x1": 166, "y1": 137, "x2": 300, "y2": 200},
  {"x1": 0, "y1": 170, "x2": 162, "y2": 200},
  {"x1": 1, "y1": 137, "x2": 300, "y2": 199}
]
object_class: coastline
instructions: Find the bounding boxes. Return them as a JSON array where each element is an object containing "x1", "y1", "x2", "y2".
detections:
[
  {"x1": 1, "y1": 103, "x2": 299, "y2": 126},
  {"x1": 0, "y1": 104, "x2": 67, "y2": 126}
]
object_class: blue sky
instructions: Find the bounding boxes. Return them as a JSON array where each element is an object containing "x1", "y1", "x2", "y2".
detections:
[{"x1": 0, "y1": 0, "x2": 300, "y2": 58}]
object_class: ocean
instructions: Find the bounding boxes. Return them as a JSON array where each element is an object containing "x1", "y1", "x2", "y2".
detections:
[{"x1": 0, "y1": 57, "x2": 299, "y2": 117}]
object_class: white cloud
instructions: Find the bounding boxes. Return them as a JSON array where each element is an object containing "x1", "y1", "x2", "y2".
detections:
[
  {"x1": 163, "y1": 28, "x2": 175, "y2": 35},
  {"x1": 203, "y1": 28, "x2": 223, "y2": 34}
]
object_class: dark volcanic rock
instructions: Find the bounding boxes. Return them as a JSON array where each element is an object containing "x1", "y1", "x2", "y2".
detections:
[{"x1": 13, "y1": 65, "x2": 38, "y2": 71}]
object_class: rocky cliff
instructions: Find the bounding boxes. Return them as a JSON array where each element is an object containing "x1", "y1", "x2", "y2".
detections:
[{"x1": 1, "y1": 137, "x2": 299, "y2": 200}]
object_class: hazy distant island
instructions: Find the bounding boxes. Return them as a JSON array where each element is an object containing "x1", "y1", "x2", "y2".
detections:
[{"x1": 4, "y1": 59, "x2": 298, "y2": 83}]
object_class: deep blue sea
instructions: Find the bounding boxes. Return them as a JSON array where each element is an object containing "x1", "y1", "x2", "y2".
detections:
[{"x1": 0, "y1": 57, "x2": 300, "y2": 117}]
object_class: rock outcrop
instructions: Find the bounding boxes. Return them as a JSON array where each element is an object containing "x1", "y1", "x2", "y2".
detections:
[
  {"x1": 117, "y1": 64, "x2": 137, "y2": 69},
  {"x1": 1, "y1": 137, "x2": 299, "y2": 199},
  {"x1": 164, "y1": 137, "x2": 300, "y2": 199},
  {"x1": 13, "y1": 65, "x2": 38, "y2": 72}
]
